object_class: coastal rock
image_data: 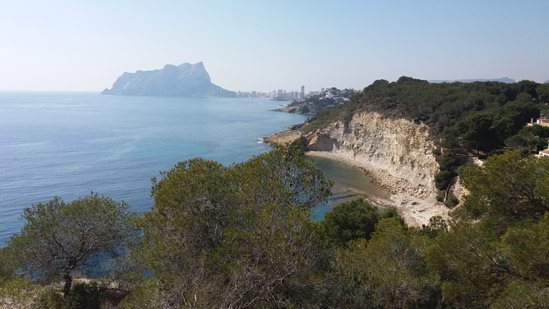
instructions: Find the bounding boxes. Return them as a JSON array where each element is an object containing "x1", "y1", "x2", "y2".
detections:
[
  {"x1": 102, "y1": 62, "x2": 236, "y2": 97},
  {"x1": 302, "y1": 112, "x2": 446, "y2": 226},
  {"x1": 262, "y1": 130, "x2": 302, "y2": 147}
]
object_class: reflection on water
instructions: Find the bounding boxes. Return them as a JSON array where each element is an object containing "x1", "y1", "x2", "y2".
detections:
[{"x1": 310, "y1": 155, "x2": 390, "y2": 221}]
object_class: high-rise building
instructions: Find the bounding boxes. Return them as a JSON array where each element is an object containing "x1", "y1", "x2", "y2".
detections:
[{"x1": 300, "y1": 85, "x2": 305, "y2": 99}]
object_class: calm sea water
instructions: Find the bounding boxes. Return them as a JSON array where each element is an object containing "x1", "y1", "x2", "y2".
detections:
[
  {"x1": 0, "y1": 92, "x2": 308, "y2": 245},
  {"x1": 310, "y1": 156, "x2": 390, "y2": 221}
]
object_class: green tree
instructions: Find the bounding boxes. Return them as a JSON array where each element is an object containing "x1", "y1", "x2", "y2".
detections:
[
  {"x1": 234, "y1": 145, "x2": 332, "y2": 209},
  {"x1": 5, "y1": 194, "x2": 138, "y2": 296},
  {"x1": 426, "y1": 222, "x2": 504, "y2": 307},
  {"x1": 537, "y1": 83, "x2": 549, "y2": 102},
  {"x1": 458, "y1": 151, "x2": 549, "y2": 233},
  {"x1": 426, "y1": 213, "x2": 549, "y2": 308},
  {"x1": 318, "y1": 199, "x2": 401, "y2": 247},
  {"x1": 458, "y1": 112, "x2": 498, "y2": 152},
  {"x1": 134, "y1": 147, "x2": 330, "y2": 307},
  {"x1": 506, "y1": 124, "x2": 549, "y2": 153},
  {"x1": 498, "y1": 213, "x2": 549, "y2": 299},
  {"x1": 333, "y1": 218, "x2": 439, "y2": 307},
  {"x1": 0, "y1": 248, "x2": 13, "y2": 284}
]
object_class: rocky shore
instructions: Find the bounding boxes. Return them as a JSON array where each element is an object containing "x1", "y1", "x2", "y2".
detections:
[{"x1": 264, "y1": 111, "x2": 449, "y2": 226}]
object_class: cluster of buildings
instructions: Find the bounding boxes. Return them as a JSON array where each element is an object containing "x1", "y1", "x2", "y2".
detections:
[
  {"x1": 236, "y1": 85, "x2": 344, "y2": 101},
  {"x1": 268, "y1": 86, "x2": 355, "y2": 102},
  {"x1": 236, "y1": 85, "x2": 356, "y2": 103},
  {"x1": 235, "y1": 90, "x2": 270, "y2": 98},
  {"x1": 235, "y1": 86, "x2": 307, "y2": 100},
  {"x1": 270, "y1": 86, "x2": 306, "y2": 101}
]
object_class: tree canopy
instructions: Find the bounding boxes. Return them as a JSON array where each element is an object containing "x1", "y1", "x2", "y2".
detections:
[
  {"x1": 1, "y1": 148, "x2": 547, "y2": 308},
  {"x1": 458, "y1": 151, "x2": 549, "y2": 233},
  {"x1": 131, "y1": 147, "x2": 331, "y2": 308},
  {"x1": 302, "y1": 78, "x2": 547, "y2": 191},
  {"x1": 4, "y1": 194, "x2": 138, "y2": 296}
]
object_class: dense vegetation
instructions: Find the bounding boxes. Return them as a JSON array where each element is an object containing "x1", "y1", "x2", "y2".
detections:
[
  {"x1": 1, "y1": 147, "x2": 547, "y2": 308},
  {"x1": 302, "y1": 78, "x2": 549, "y2": 192}
]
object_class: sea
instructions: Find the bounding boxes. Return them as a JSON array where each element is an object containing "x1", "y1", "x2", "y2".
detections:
[{"x1": 0, "y1": 92, "x2": 309, "y2": 245}]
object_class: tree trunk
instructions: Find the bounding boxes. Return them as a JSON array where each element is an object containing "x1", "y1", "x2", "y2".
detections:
[{"x1": 63, "y1": 273, "x2": 73, "y2": 297}]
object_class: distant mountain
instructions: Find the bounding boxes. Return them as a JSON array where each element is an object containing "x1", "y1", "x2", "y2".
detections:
[
  {"x1": 102, "y1": 62, "x2": 236, "y2": 97},
  {"x1": 544, "y1": 80, "x2": 549, "y2": 84},
  {"x1": 430, "y1": 77, "x2": 515, "y2": 84}
]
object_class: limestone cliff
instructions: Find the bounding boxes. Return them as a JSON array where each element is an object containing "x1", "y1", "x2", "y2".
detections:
[
  {"x1": 266, "y1": 111, "x2": 448, "y2": 225},
  {"x1": 305, "y1": 112, "x2": 438, "y2": 198}
]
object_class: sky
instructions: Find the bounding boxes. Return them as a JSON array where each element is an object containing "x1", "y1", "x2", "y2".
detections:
[{"x1": 0, "y1": 0, "x2": 548, "y2": 92}]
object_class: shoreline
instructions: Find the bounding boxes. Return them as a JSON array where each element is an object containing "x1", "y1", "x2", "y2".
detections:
[
  {"x1": 305, "y1": 151, "x2": 448, "y2": 226},
  {"x1": 306, "y1": 152, "x2": 391, "y2": 207},
  {"x1": 262, "y1": 128, "x2": 448, "y2": 226}
]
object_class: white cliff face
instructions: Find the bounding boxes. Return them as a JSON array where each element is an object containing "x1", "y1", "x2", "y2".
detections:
[{"x1": 304, "y1": 112, "x2": 446, "y2": 225}]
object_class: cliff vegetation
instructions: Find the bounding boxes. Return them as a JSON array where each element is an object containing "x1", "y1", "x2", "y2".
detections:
[{"x1": 302, "y1": 77, "x2": 549, "y2": 191}]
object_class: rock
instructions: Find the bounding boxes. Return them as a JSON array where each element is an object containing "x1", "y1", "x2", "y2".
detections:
[
  {"x1": 303, "y1": 111, "x2": 439, "y2": 198},
  {"x1": 102, "y1": 62, "x2": 236, "y2": 97},
  {"x1": 263, "y1": 130, "x2": 302, "y2": 147},
  {"x1": 301, "y1": 111, "x2": 446, "y2": 225}
]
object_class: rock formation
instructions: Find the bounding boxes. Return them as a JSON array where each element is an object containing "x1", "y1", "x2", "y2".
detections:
[
  {"x1": 265, "y1": 111, "x2": 449, "y2": 226},
  {"x1": 102, "y1": 62, "x2": 236, "y2": 97}
]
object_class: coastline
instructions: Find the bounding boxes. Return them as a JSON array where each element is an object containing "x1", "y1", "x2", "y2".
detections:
[
  {"x1": 306, "y1": 151, "x2": 448, "y2": 226},
  {"x1": 265, "y1": 129, "x2": 449, "y2": 226}
]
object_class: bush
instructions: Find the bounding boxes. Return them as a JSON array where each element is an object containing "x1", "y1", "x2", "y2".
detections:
[
  {"x1": 435, "y1": 170, "x2": 455, "y2": 190},
  {"x1": 67, "y1": 283, "x2": 100, "y2": 309},
  {"x1": 319, "y1": 199, "x2": 380, "y2": 247},
  {"x1": 36, "y1": 283, "x2": 100, "y2": 309}
]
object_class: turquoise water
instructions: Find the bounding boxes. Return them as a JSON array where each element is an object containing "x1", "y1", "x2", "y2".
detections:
[
  {"x1": 310, "y1": 156, "x2": 390, "y2": 221},
  {"x1": 0, "y1": 92, "x2": 307, "y2": 245}
]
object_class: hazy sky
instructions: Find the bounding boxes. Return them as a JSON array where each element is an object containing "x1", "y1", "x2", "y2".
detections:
[{"x1": 1, "y1": 0, "x2": 548, "y2": 92}]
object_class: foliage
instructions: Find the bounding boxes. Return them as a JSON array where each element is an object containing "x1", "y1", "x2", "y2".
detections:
[
  {"x1": 0, "y1": 247, "x2": 14, "y2": 284},
  {"x1": 458, "y1": 151, "x2": 549, "y2": 233},
  {"x1": 4, "y1": 193, "x2": 139, "y2": 296},
  {"x1": 318, "y1": 198, "x2": 402, "y2": 247},
  {"x1": 2, "y1": 147, "x2": 547, "y2": 308},
  {"x1": 426, "y1": 153, "x2": 549, "y2": 307},
  {"x1": 304, "y1": 78, "x2": 543, "y2": 149},
  {"x1": 38, "y1": 282, "x2": 101, "y2": 309},
  {"x1": 331, "y1": 218, "x2": 439, "y2": 307},
  {"x1": 426, "y1": 222, "x2": 502, "y2": 307},
  {"x1": 65, "y1": 282, "x2": 101, "y2": 309},
  {"x1": 133, "y1": 147, "x2": 331, "y2": 308},
  {"x1": 506, "y1": 124, "x2": 549, "y2": 153},
  {"x1": 302, "y1": 78, "x2": 546, "y2": 195},
  {"x1": 420, "y1": 215, "x2": 449, "y2": 238},
  {"x1": 426, "y1": 214, "x2": 549, "y2": 308}
]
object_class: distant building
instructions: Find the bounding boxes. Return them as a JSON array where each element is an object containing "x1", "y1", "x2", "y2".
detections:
[
  {"x1": 528, "y1": 118, "x2": 549, "y2": 127},
  {"x1": 300, "y1": 85, "x2": 305, "y2": 99}
]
